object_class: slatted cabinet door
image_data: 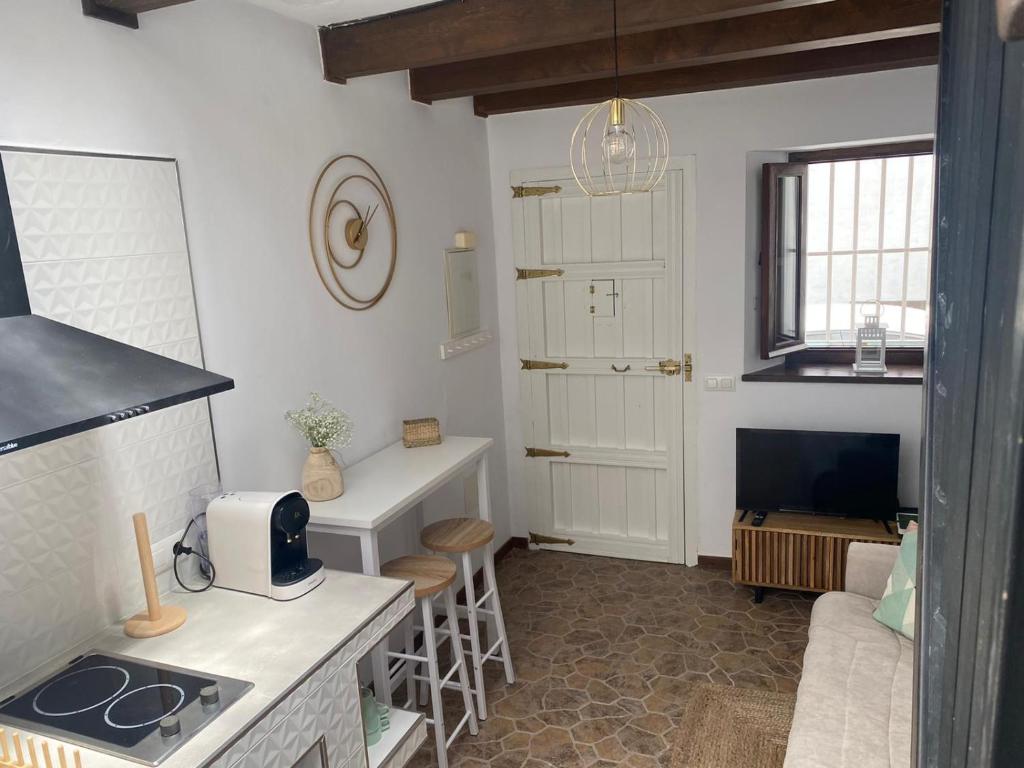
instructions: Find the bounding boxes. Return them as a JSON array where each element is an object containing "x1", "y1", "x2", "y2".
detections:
[{"x1": 514, "y1": 171, "x2": 686, "y2": 563}]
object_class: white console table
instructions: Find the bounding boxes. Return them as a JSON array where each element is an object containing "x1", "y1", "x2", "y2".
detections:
[{"x1": 306, "y1": 436, "x2": 495, "y2": 704}]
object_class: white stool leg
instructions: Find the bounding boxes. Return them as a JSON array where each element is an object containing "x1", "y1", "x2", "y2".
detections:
[
  {"x1": 403, "y1": 614, "x2": 416, "y2": 708},
  {"x1": 483, "y1": 540, "x2": 516, "y2": 684},
  {"x1": 443, "y1": 586, "x2": 479, "y2": 736},
  {"x1": 417, "y1": 597, "x2": 431, "y2": 708},
  {"x1": 422, "y1": 597, "x2": 448, "y2": 768},
  {"x1": 461, "y1": 550, "x2": 488, "y2": 720}
]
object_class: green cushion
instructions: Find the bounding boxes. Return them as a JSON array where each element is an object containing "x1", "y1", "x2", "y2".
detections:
[{"x1": 873, "y1": 530, "x2": 917, "y2": 639}]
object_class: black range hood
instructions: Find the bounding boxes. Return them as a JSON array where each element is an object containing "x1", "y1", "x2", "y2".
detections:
[{"x1": 0, "y1": 157, "x2": 233, "y2": 457}]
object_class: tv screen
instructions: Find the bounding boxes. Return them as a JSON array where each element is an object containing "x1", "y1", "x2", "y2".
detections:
[{"x1": 736, "y1": 428, "x2": 900, "y2": 520}]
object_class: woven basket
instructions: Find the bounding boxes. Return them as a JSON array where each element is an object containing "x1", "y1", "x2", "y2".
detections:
[{"x1": 403, "y1": 418, "x2": 442, "y2": 448}]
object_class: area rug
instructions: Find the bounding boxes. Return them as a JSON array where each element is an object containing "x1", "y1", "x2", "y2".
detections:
[{"x1": 670, "y1": 684, "x2": 797, "y2": 768}]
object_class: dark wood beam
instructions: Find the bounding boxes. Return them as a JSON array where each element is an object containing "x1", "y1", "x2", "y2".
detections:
[
  {"x1": 413, "y1": 0, "x2": 940, "y2": 102},
  {"x1": 789, "y1": 139, "x2": 935, "y2": 163},
  {"x1": 320, "y1": 0, "x2": 838, "y2": 82},
  {"x1": 473, "y1": 34, "x2": 939, "y2": 116},
  {"x1": 81, "y1": 0, "x2": 194, "y2": 28}
]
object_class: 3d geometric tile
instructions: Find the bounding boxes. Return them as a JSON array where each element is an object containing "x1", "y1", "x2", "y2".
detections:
[{"x1": 0, "y1": 150, "x2": 219, "y2": 690}]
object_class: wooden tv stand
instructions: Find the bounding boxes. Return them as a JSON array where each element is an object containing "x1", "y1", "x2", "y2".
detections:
[{"x1": 731, "y1": 510, "x2": 900, "y2": 602}]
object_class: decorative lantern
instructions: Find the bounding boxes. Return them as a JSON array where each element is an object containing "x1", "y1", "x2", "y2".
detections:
[{"x1": 853, "y1": 302, "x2": 887, "y2": 375}]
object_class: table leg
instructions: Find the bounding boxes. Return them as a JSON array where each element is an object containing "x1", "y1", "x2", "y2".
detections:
[
  {"x1": 476, "y1": 454, "x2": 492, "y2": 522},
  {"x1": 475, "y1": 455, "x2": 498, "y2": 644},
  {"x1": 360, "y1": 531, "x2": 393, "y2": 706},
  {"x1": 414, "y1": 503, "x2": 425, "y2": 553}
]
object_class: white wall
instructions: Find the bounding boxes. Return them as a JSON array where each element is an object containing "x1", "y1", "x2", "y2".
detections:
[
  {"x1": 486, "y1": 68, "x2": 938, "y2": 556},
  {"x1": 0, "y1": 1, "x2": 510, "y2": 582}
]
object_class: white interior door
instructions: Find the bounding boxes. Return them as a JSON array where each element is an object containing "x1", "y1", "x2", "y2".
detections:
[{"x1": 513, "y1": 168, "x2": 689, "y2": 563}]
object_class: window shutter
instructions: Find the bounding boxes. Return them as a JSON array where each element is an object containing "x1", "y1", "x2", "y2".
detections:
[{"x1": 760, "y1": 162, "x2": 808, "y2": 358}]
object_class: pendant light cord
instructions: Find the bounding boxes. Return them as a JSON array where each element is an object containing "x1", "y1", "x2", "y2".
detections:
[{"x1": 612, "y1": 0, "x2": 620, "y2": 98}]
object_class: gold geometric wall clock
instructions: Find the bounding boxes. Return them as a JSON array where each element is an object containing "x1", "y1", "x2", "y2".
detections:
[{"x1": 308, "y1": 155, "x2": 397, "y2": 310}]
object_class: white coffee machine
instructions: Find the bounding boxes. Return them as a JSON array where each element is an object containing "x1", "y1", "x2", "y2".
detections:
[{"x1": 206, "y1": 490, "x2": 325, "y2": 600}]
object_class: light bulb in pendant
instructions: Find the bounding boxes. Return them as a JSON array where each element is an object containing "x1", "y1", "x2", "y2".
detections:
[
  {"x1": 603, "y1": 123, "x2": 635, "y2": 165},
  {"x1": 602, "y1": 99, "x2": 634, "y2": 165}
]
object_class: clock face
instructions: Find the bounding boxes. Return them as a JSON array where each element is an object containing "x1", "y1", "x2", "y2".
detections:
[
  {"x1": 342, "y1": 200, "x2": 379, "y2": 253},
  {"x1": 344, "y1": 216, "x2": 369, "y2": 251},
  {"x1": 309, "y1": 156, "x2": 397, "y2": 311}
]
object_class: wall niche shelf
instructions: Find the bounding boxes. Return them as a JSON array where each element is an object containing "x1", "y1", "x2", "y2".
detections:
[{"x1": 367, "y1": 706, "x2": 426, "y2": 768}]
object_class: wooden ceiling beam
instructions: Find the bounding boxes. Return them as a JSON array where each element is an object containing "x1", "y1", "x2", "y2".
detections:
[
  {"x1": 472, "y1": 34, "x2": 940, "y2": 116},
  {"x1": 320, "y1": 0, "x2": 838, "y2": 83},
  {"x1": 81, "y1": 0, "x2": 194, "y2": 28},
  {"x1": 411, "y1": 0, "x2": 940, "y2": 102}
]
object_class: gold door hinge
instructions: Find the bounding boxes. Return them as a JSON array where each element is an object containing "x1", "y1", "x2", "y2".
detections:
[
  {"x1": 525, "y1": 447, "x2": 571, "y2": 458},
  {"x1": 512, "y1": 184, "x2": 562, "y2": 198},
  {"x1": 529, "y1": 531, "x2": 576, "y2": 546},
  {"x1": 516, "y1": 267, "x2": 564, "y2": 280},
  {"x1": 521, "y1": 359, "x2": 569, "y2": 370}
]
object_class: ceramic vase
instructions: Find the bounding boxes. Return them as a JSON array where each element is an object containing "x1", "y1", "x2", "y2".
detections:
[{"x1": 302, "y1": 447, "x2": 344, "y2": 501}]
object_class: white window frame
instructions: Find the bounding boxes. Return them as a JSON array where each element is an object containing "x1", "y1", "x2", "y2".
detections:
[{"x1": 804, "y1": 153, "x2": 934, "y2": 348}]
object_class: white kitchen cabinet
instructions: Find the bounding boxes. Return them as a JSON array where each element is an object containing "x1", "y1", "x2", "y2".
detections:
[
  {"x1": 201, "y1": 584, "x2": 420, "y2": 768},
  {"x1": 228, "y1": 662, "x2": 363, "y2": 768}
]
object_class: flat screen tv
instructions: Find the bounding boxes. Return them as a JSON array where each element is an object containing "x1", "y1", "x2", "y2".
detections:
[{"x1": 736, "y1": 428, "x2": 900, "y2": 520}]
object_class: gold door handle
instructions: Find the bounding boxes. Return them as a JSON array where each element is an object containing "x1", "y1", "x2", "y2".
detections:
[
  {"x1": 643, "y1": 355, "x2": 692, "y2": 381},
  {"x1": 644, "y1": 359, "x2": 682, "y2": 376}
]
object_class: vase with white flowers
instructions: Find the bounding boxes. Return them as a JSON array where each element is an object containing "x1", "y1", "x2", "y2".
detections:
[{"x1": 285, "y1": 392, "x2": 354, "y2": 502}]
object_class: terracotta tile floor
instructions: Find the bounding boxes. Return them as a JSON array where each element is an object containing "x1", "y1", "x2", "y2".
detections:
[{"x1": 407, "y1": 549, "x2": 813, "y2": 768}]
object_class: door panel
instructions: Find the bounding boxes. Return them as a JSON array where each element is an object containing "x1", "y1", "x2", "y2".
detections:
[
  {"x1": 541, "y1": 277, "x2": 666, "y2": 358},
  {"x1": 561, "y1": 196, "x2": 592, "y2": 263},
  {"x1": 622, "y1": 193, "x2": 654, "y2": 261},
  {"x1": 590, "y1": 195, "x2": 622, "y2": 262},
  {"x1": 542, "y1": 372, "x2": 666, "y2": 452},
  {"x1": 548, "y1": 460, "x2": 668, "y2": 541},
  {"x1": 594, "y1": 376, "x2": 625, "y2": 449},
  {"x1": 515, "y1": 170, "x2": 685, "y2": 563}
]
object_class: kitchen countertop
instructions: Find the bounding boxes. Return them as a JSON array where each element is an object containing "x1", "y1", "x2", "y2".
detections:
[{"x1": 0, "y1": 570, "x2": 412, "y2": 768}]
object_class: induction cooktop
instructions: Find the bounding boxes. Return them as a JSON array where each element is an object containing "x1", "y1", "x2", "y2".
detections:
[{"x1": 0, "y1": 652, "x2": 252, "y2": 766}]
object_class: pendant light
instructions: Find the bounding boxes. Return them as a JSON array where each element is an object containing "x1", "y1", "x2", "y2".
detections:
[{"x1": 570, "y1": 0, "x2": 669, "y2": 196}]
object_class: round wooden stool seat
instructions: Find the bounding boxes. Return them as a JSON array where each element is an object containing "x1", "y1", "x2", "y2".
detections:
[
  {"x1": 381, "y1": 555, "x2": 456, "y2": 599},
  {"x1": 421, "y1": 517, "x2": 495, "y2": 553}
]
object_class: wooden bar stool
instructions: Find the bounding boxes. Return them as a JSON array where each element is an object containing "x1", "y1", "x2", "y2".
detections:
[
  {"x1": 382, "y1": 555, "x2": 477, "y2": 768},
  {"x1": 420, "y1": 518, "x2": 515, "y2": 720}
]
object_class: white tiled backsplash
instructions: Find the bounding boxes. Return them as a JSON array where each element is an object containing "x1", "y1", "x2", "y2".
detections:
[{"x1": 0, "y1": 150, "x2": 219, "y2": 689}]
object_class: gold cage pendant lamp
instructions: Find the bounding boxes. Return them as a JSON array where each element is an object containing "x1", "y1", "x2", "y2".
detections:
[{"x1": 570, "y1": 0, "x2": 669, "y2": 196}]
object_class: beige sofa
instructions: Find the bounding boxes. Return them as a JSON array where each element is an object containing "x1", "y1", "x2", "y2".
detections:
[{"x1": 784, "y1": 542, "x2": 913, "y2": 768}]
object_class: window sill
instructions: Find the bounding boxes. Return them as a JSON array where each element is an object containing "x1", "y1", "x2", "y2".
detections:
[{"x1": 741, "y1": 362, "x2": 924, "y2": 385}]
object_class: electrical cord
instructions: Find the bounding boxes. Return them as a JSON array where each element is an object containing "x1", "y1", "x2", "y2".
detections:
[{"x1": 172, "y1": 516, "x2": 216, "y2": 593}]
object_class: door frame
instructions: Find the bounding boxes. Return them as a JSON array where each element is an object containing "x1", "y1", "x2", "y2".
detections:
[
  {"x1": 917, "y1": 1, "x2": 1024, "y2": 764},
  {"x1": 510, "y1": 156, "x2": 699, "y2": 566}
]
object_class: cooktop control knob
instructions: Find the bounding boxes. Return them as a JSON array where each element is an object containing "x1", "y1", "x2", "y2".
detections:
[
  {"x1": 200, "y1": 683, "x2": 220, "y2": 707},
  {"x1": 159, "y1": 715, "x2": 181, "y2": 738}
]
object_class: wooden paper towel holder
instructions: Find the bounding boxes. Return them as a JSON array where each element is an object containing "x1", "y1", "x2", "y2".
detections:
[{"x1": 123, "y1": 512, "x2": 187, "y2": 638}]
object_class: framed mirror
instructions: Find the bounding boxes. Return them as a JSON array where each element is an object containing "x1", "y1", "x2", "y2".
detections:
[{"x1": 443, "y1": 247, "x2": 481, "y2": 339}]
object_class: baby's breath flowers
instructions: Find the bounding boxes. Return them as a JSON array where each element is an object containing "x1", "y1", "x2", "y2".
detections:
[{"x1": 285, "y1": 392, "x2": 354, "y2": 451}]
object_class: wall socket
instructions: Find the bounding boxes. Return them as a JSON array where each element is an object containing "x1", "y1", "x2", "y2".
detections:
[{"x1": 704, "y1": 375, "x2": 736, "y2": 391}]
